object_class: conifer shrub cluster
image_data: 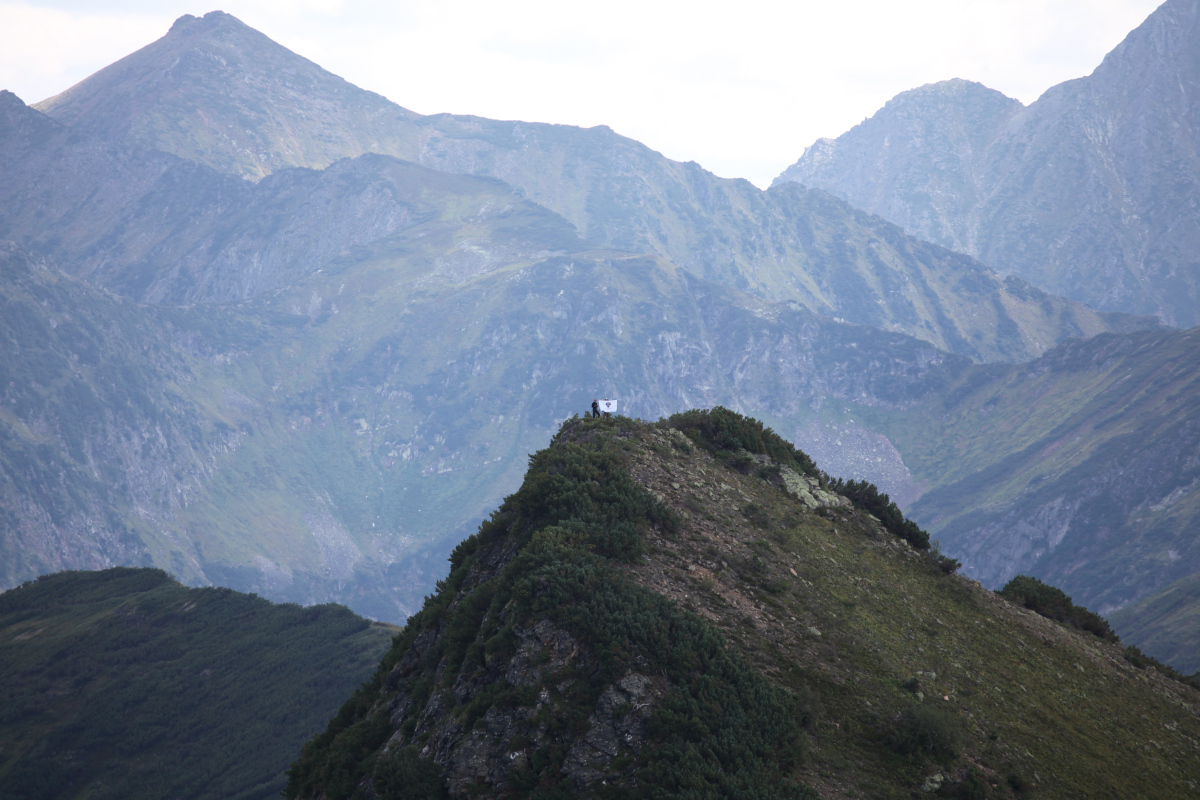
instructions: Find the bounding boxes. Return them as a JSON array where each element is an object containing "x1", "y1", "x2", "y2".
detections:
[
  {"x1": 662, "y1": 407, "x2": 819, "y2": 479},
  {"x1": 998, "y1": 576, "x2": 1117, "y2": 642},
  {"x1": 888, "y1": 704, "x2": 960, "y2": 761},
  {"x1": 999, "y1": 575, "x2": 1200, "y2": 690},
  {"x1": 288, "y1": 418, "x2": 817, "y2": 800},
  {"x1": 825, "y1": 477, "x2": 931, "y2": 551},
  {"x1": 1122, "y1": 644, "x2": 1200, "y2": 690}
]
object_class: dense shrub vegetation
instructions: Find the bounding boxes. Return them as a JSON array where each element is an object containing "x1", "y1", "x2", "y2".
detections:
[
  {"x1": 288, "y1": 416, "x2": 816, "y2": 800},
  {"x1": 1000, "y1": 575, "x2": 1200, "y2": 690},
  {"x1": 999, "y1": 575, "x2": 1117, "y2": 642},
  {"x1": 888, "y1": 704, "x2": 960, "y2": 761},
  {"x1": 663, "y1": 407, "x2": 819, "y2": 478},
  {"x1": 825, "y1": 477, "x2": 931, "y2": 551},
  {"x1": 0, "y1": 568, "x2": 391, "y2": 800}
]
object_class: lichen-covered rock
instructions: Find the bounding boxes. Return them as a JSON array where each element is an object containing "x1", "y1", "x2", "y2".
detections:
[{"x1": 780, "y1": 467, "x2": 850, "y2": 510}]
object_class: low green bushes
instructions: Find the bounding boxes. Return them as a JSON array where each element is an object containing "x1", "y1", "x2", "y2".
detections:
[
  {"x1": 889, "y1": 704, "x2": 960, "y2": 761},
  {"x1": 998, "y1": 576, "x2": 1117, "y2": 642},
  {"x1": 825, "y1": 477, "x2": 930, "y2": 551},
  {"x1": 288, "y1": 418, "x2": 817, "y2": 800},
  {"x1": 662, "y1": 407, "x2": 819, "y2": 479}
]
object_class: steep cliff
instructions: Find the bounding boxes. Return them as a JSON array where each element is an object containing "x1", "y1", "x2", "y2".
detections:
[
  {"x1": 23, "y1": 12, "x2": 1157, "y2": 362},
  {"x1": 777, "y1": 0, "x2": 1200, "y2": 326},
  {"x1": 286, "y1": 412, "x2": 1200, "y2": 799}
]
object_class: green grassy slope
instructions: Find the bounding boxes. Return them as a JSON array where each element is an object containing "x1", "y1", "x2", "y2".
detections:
[
  {"x1": 288, "y1": 412, "x2": 1200, "y2": 799},
  {"x1": 798, "y1": 327, "x2": 1200, "y2": 676},
  {"x1": 0, "y1": 567, "x2": 395, "y2": 800},
  {"x1": 868, "y1": 329, "x2": 1200, "y2": 610}
]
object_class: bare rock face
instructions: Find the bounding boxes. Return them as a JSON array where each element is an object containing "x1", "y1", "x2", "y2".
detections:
[
  {"x1": 776, "y1": 0, "x2": 1200, "y2": 327},
  {"x1": 562, "y1": 672, "x2": 666, "y2": 788},
  {"x1": 381, "y1": 616, "x2": 667, "y2": 796}
]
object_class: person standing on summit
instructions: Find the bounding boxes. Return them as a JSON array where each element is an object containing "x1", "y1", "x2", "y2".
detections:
[{"x1": 591, "y1": 399, "x2": 600, "y2": 418}]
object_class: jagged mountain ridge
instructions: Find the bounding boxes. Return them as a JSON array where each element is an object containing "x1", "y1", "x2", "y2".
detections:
[
  {"x1": 777, "y1": 0, "x2": 1200, "y2": 326},
  {"x1": 24, "y1": 11, "x2": 1158, "y2": 362},
  {"x1": 287, "y1": 413, "x2": 1200, "y2": 799}
]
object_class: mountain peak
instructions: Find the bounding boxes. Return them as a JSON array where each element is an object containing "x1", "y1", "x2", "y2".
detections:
[
  {"x1": 774, "y1": 78, "x2": 1021, "y2": 251},
  {"x1": 35, "y1": 10, "x2": 417, "y2": 180},
  {"x1": 287, "y1": 411, "x2": 1200, "y2": 799},
  {"x1": 168, "y1": 10, "x2": 241, "y2": 35}
]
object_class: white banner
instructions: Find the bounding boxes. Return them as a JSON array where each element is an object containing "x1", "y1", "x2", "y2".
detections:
[{"x1": 599, "y1": 399, "x2": 617, "y2": 414}]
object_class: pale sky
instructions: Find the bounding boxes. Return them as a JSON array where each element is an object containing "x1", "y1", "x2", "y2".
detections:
[{"x1": 0, "y1": 0, "x2": 1165, "y2": 187}]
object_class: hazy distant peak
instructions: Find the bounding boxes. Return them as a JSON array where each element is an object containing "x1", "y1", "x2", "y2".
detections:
[
  {"x1": 884, "y1": 77, "x2": 1021, "y2": 107},
  {"x1": 168, "y1": 10, "x2": 241, "y2": 35},
  {"x1": 33, "y1": 8, "x2": 418, "y2": 180},
  {"x1": 1093, "y1": 0, "x2": 1200, "y2": 78},
  {"x1": 773, "y1": 78, "x2": 1022, "y2": 254}
]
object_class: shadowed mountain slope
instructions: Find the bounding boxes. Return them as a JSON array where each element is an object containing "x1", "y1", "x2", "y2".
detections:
[
  {"x1": 24, "y1": 12, "x2": 1156, "y2": 362},
  {"x1": 0, "y1": 567, "x2": 394, "y2": 800},
  {"x1": 1110, "y1": 571, "x2": 1200, "y2": 674},
  {"x1": 777, "y1": 0, "x2": 1200, "y2": 327},
  {"x1": 0, "y1": 133, "x2": 981, "y2": 621},
  {"x1": 287, "y1": 414, "x2": 1200, "y2": 799}
]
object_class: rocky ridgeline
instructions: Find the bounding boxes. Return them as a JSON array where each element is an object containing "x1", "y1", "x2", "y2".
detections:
[{"x1": 287, "y1": 412, "x2": 1200, "y2": 799}]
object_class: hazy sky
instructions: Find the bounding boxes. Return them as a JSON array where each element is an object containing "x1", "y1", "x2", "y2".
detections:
[{"x1": 0, "y1": 0, "x2": 1165, "y2": 187}]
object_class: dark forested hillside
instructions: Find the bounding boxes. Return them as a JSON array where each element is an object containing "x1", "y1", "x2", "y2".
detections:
[
  {"x1": 287, "y1": 412, "x2": 1200, "y2": 799},
  {"x1": 0, "y1": 568, "x2": 394, "y2": 800}
]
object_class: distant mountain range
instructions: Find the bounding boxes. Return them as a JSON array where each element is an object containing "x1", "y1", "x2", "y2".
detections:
[
  {"x1": 776, "y1": 0, "x2": 1200, "y2": 328},
  {"x1": 20, "y1": 11, "x2": 1150, "y2": 363},
  {"x1": 1, "y1": 5, "x2": 1198, "y2": 675}
]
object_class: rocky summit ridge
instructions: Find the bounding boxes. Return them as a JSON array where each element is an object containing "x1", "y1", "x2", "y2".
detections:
[{"x1": 286, "y1": 411, "x2": 1200, "y2": 799}]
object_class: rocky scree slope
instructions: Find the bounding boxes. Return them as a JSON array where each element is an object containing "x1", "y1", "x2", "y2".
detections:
[
  {"x1": 777, "y1": 0, "x2": 1200, "y2": 326},
  {"x1": 287, "y1": 411, "x2": 1200, "y2": 800},
  {"x1": 24, "y1": 12, "x2": 1157, "y2": 362},
  {"x1": 0, "y1": 567, "x2": 395, "y2": 800}
]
